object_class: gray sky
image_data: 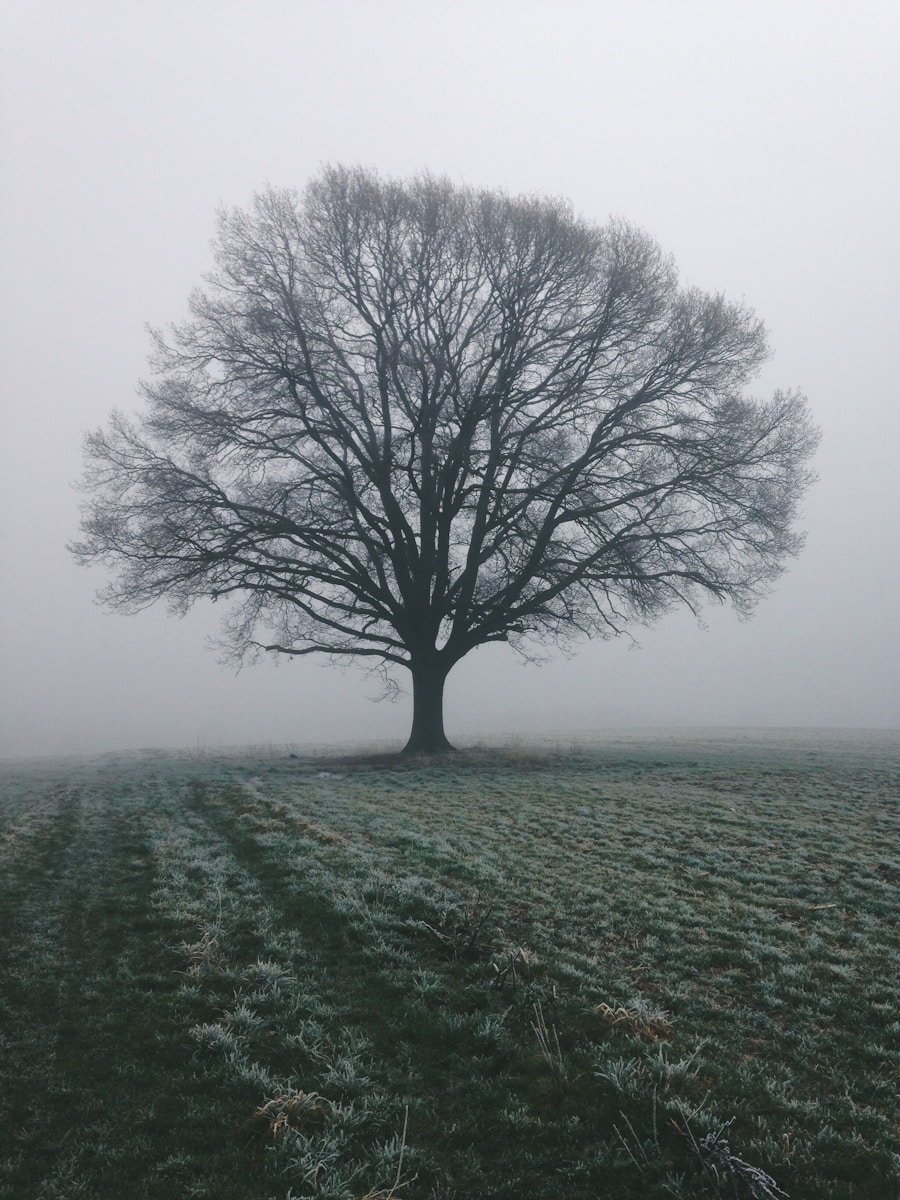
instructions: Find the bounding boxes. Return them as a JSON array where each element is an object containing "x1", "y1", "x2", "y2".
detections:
[{"x1": 1, "y1": 0, "x2": 898, "y2": 757}]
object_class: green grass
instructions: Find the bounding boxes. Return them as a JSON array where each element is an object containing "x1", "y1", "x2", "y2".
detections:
[{"x1": 1, "y1": 732, "x2": 897, "y2": 1198}]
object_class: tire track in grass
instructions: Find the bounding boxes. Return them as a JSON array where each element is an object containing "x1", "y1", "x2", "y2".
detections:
[
  {"x1": 168, "y1": 780, "x2": 438, "y2": 1196},
  {"x1": 179, "y1": 778, "x2": 411, "y2": 1072},
  {"x1": 0, "y1": 778, "x2": 78, "y2": 944},
  {"x1": 179, "y1": 781, "x2": 469, "y2": 1177},
  {"x1": 181, "y1": 778, "x2": 602, "y2": 1199},
  {"x1": 0, "y1": 771, "x2": 270, "y2": 1200},
  {"x1": 0, "y1": 782, "x2": 84, "y2": 1190},
  {"x1": 182, "y1": 779, "x2": 392, "y2": 1007}
]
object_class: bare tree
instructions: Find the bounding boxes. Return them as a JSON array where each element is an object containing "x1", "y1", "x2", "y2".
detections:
[{"x1": 72, "y1": 166, "x2": 819, "y2": 752}]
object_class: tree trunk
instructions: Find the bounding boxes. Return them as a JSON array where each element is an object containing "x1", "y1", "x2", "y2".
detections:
[{"x1": 403, "y1": 658, "x2": 454, "y2": 754}]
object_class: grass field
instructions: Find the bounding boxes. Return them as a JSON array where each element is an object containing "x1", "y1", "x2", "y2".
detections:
[{"x1": 1, "y1": 731, "x2": 897, "y2": 1199}]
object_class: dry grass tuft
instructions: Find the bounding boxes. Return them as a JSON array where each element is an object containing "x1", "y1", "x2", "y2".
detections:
[
  {"x1": 179, "y1": 928, "x2": 231, "y2": 974},
  {"x1": 240, "y1": 1090, "x2": 333, "y2": 1143},
  {"x1": 596, "y1": 1002, "x2": 674, "y2": 1042}
]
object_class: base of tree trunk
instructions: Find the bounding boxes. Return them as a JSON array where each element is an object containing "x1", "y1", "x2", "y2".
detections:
[
  {"x1": 401, "y1": 734, "x2": 456, "y2": 755},
  {"x1": 403, "y1": 662, "x2": 454, "y2": 754}
]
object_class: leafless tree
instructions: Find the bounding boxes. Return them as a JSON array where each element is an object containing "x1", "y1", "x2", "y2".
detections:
[{"x1": 72, "y1": 166, "x2": 819, "y2": 752}]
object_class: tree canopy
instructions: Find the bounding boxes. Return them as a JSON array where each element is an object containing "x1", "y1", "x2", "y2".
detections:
[{"x1": 72, "y1": 166, "x2": 819, "y2": 751}]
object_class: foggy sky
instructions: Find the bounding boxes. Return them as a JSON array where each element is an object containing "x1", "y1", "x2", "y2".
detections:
[{"x1": 1, "y1": 0, "x2": 898, "y2": 757}]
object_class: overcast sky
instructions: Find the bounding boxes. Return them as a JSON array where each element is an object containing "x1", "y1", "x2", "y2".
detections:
[{"x1": 1, "y1": 0, "x2": 898, "y2": 757}]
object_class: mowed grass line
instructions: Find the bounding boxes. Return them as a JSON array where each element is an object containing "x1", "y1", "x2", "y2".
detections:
[
  {"x1": 0, "y1": 737, "x2": 897, "y2": 1199},
  {"x1": 0, "y1": 767, "x2": 280, "y2": 1199}
]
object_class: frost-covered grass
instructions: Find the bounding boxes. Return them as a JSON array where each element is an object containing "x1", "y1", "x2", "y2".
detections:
[{"x1": 0, "y1": 732, "x2": 897, "y2": 1199}]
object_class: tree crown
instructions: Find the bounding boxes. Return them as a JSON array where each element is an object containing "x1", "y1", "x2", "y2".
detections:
[{"x1": 73, "y1": 165, "x2": 819, "y2": 722}]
